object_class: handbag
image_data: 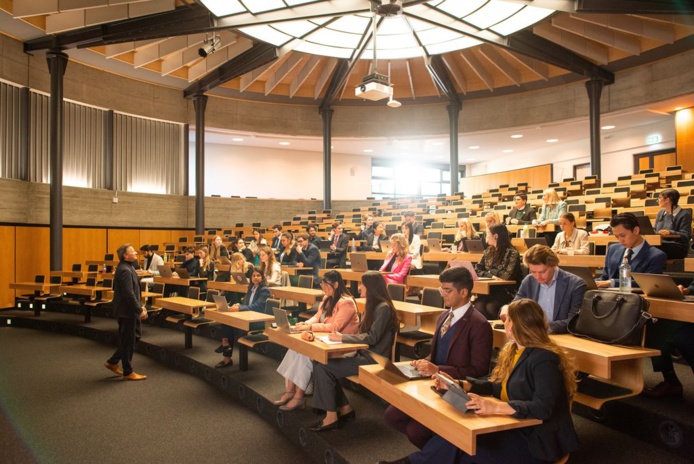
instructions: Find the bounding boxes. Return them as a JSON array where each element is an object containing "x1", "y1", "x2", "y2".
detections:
[{"x1": 567, "y1": 290, "x2": 655, "y2": 346}]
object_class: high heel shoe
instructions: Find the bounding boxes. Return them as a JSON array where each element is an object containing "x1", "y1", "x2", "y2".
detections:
[
  {"x1": 273, "y1": 391, "x2": 295, "y2": 406},
  {"x1": 279, "y1": 397, "x2": 306, "y2": 411}
]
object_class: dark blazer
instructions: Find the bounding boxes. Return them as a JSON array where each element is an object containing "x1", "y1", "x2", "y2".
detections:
[
  {"x1": 271, "y1": 236, "x2": 282, "y2": 249},
  {"x1": 342, "y1": 302, "x2": 396, "y2": 358},
  {"x1": 181, "y1": 257, "x2": 200, "y2": 277},
  {"x1": 239, "y1": 284, "x2": 271, "y2": 313},
  {"x1": 327, "y1": 234, "x2": 350, "y2": 268},
  {"x1": 296, "y1": 242, "x2": 322, "y2": 284},
  {"x1": 428, "y1": 306, "x2": 492, "y2": 379},
  {"x1": 508, "y1": 205, "x2": 537, "y2": 225},
  {"x1": 362, "y1": 232, "x2": 389, "y2": 251},
  {"x1": 654, "y1": 207, "x2": 692, "y2": 248},
  {"x1": 599, "y1": 240, "x2": 667, "y2": 287},
  {"x1": 514, "y1": 268, "x2": 586, "y2": 334},
  {"x1": 279, "y1": 247, "x2": 298, "y2": 265},
  {"x1": 469, "y1": 348, "x2": 579, "y2": 461},
  {"x1": 112, "y1": 261, "x2": 142, "y2": 319}
]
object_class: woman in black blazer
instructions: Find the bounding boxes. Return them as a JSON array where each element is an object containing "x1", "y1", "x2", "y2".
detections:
[{"x1": 379, "y1": 298, "x2": 579, "y2": 464}]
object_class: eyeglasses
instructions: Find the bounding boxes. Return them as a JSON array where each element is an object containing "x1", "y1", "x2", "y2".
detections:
[{"x1": 438, "y1": 287, "x2": 455, "y2": 295}]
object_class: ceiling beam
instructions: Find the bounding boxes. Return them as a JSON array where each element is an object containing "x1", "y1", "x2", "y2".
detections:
[
  {"x1": 504, "y1": 51, "x2": 549, "y2": 81},
  {"x1": 265, "y1": 53, "x2": 304, "y2": 95},
  {"x1": 314, "y1": 58, "x2": 337, "y2": 99},
  {"x1": 553, "y1": 14, "x2": 642, "y2": 56},
  {"x1": 440, "y1": 55, "x2": 467, "y2": 95},
  {"x1": 319, "y1": 59, "x2": 350, "y2": 110},
  {"x1": 571, "y1": 13, "x2": 677, "y2": 43},
  {"x1": 405, "y1": 60, "x2": 416, "y2": 99},
  {"x1": 183, "y1": 42, "x2": 278, "y2": 98},
  {"x1": 459, "y1": 50, "x2": 494, "y2": 92},
  {"x1": 290, "y1": 55, "x2": 320, "y2": 98},
  {"x1": 576, "y1": 0, "x2": 694, "y2": 14},
  {"x1": 478, "y1": 44, "x2": 521, "y2": 86},
  {"x1": 426, "y1": 55, "x2": 461, "y2": 105},
  {"x1": 533, "y1": 22, "x2": 610, "y2": 65},
  {"x1": 187, "y1": 37, "x2": 254, "y2": 82}
]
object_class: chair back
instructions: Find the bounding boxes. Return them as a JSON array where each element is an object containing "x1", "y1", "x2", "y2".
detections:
[
  {"x1": 187, "y1": 286, "x2": 200, "y2": 300},
  {"x1": 206, "y1": 289, "x2": 220, "y2": 302},
  {"x1": 387, "y1": 283, "x2": 405, "y2": 302},
  {"x1": 298, "y1": 275, "x2": 314, "y2": 289},
  {"x1": 265, "y1": 298, "x2": 281, "y2": 315},
  {"x1": 421, "y1": 288, "x2": 444, "y2": 308},
  {"x1": 152, "y1": 283, "x2": 165, "y2": 294}
]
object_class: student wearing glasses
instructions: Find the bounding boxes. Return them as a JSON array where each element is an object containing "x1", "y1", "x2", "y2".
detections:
[
  {"x1": 295, "y1": 233, "x2": 322, "y2": 286},
  {"x1": 505, "y1": 193, "x2": 537, "y2": 225},
  {"x1": 654, "y1": 188, "x2": 692, "y2": 260},
  {"x1": 273, "y1": 271, "x2": 359, "y2": 411}
]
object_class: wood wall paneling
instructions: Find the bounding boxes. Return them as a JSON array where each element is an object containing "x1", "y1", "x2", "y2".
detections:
[
  {"x1": 107, "y1": 229, "x2": 141, "y2": 256},
  {"x1": 139, "y1": 230, "x2": 174, "y2": 250},
  {"x1": 459, "y1": 165, "x2": 552, "y2": 196},
  {"x1": 15, "y1": 226, "x2": 50, "y2": 289},
  {"x1": 63, "y1": 228, "x2": 107, "y2": 269},
  {"x1": 676, "y1": 108, "x2": 694, "y2": 173},
  {"x1": 1, "y1": 226, "x2": 16, "y2": 307}
]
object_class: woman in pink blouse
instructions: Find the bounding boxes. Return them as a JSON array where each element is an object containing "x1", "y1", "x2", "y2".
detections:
[{"x1": 380, "y1": 233, "x2": 413, "y2": 286}]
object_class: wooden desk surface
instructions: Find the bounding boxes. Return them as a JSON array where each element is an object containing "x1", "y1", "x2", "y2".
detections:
[
  {"x1": 269, "y1": 286, "x2": 323, "y2": 304},
  {"x1": 85, "y1": 260, "x2": 118, "y2": 267},
  {"x1": 557, "y1": 255, "x2": 605, "y2": 268},
  {"x1": 153, "y1": 276, "x2": 207, "y2": 287},
  {"x1": 356, "y1": 298, "x2": 443, "y2": 327},
  {"x1": 10, "y1": 282, "x2": 61, "y2": 293},
  {"x1": 282, "y1": 266, "x2": 313, "y2": 276},
  {"x1": 422, "y1": 252, "x2": 483, "y2": 262},
  {"x1": 154, "y1": 296, "x2": 215, "y2": 316},
  {"x1": 644, "y1": 297, "x2": 694, "y2": 323},
  {"x1": 265, "y1": 328, "x2": 367, "y2": 364},
  {"x1": 204, "y1": 309, "x2": 274, "y2": 331},
  {"x1": 407, "y1": 275, "x2": 515, "y2": 295},
  {"x1": 588, "y1": 234, "x2": 662, "y2": 246},
  {"x1": 684, "y1": 258, "x2": 694, "y2": 272},
  {"x1": 318, "y1": 268, "x2": 365, "y2": 282},
  {"x1": 51, "y1": 270, "x2": 98, "y2": 280},
  {"x1": 358, "y1": 364, "x2": 541, "y2": 456},
  {"x1": 59, "y1": 285, "x2": 111, "y2": 297},
  {"x1": 207, "y1": 280, "x2": 248, "y2": 293}
]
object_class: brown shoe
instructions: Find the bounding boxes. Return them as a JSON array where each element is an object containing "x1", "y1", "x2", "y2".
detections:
[
  {"x1": 104, "y1": 361, "x2": 123, "y2": 376},
  {"x1": 642, "y1": 381, "x2": 683, "y2": 398},
  {"x1": 123, "y1": 372, "x2": 147, "y2": 381}
]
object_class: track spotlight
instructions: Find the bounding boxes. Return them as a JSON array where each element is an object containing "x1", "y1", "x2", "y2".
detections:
[{"x1": 198, "y1": 35, "x2": 221, "y2": 58}]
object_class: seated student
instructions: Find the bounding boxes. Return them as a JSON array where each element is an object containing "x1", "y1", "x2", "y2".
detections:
[
  {"x1": 642, "y1": 278, "x2": 694, "y2": 398},
  {"x1": 214, "y1": 267, "x2": 271, "y2": 368},
  {"x1": 230, "y1": 252, "x2": 253, "y2": 279},
  {"x1": 274, "y1": 271, "x2": 359, "y2": 411},
  {"x1": 534, "y1": 188, "x2": 568, "y2": 227},
  {"x1": 384, "y1": 266, "x2": 493, "y2": 449},
  {"x1": 358, "y1": 215, "x2": 375, "y2": 241},
  {"x1": 654, "y1": 188, "x2": 692, "y2": 259},
  {"x1": 503, "y1": 245, "x2": 586, "y2": 334},
  {"x1": 278, "y1": 232, "x2": 298, "y2": 265},
  {"x1": 551, "y1": 212, "x2": 590, "y2": 255},
  {"x1": 505, "y1": 193, "x2": 537, "y2": 225},
  {"x1": 327, "y1": 222, "x2": 349, "y2": 268},
  {"x1": 363, "y1": 221, "x2": 389, "y2": 251},
  {"x1": 196, "y1": 246, "x2": 214, "y2": 293},
  {"x1": 452, "y1": 218, "x2": 479, "y2": 253},
  {"x1": 306, "y1": 223, "x2": 322, "y2": 248},
  {"x1": 595, "y1": 212, "x2": 667, "y2": 289},
  {"x1": 140, "y1": 244, "x2": 164, "y2": 277},
  {"x1": 403, "y1": 211, "x2": 424, "y2": 236},
  {"x1": 401, "y1": 222, "x2": 422, "y2": 272},
  {"x1": 379, "y1": 233, "x2": 413, "y2": 286},
  {"x1": 480, "y1": 211, "x2": 501, "y2": 245},
  {"x1": 248, "y1": 228, "x2": 267, "y2": 265},
  {"x1": 309, "y1": 271, "x2": 399, "y2": 431},
  {"x1": 295, "y1": 233, "x2": 322, "y2": 286},
  {"x1": 176, "y1": 247, "x2": 200, "y2": 277},
  {"x1": 233, "y1": 238, "x2": 254, "y2": 264},
  {"x1": 210, "y1": 235, "x2": 229, "y2": 263},
  {"x1": 258, "y1": 245, "x2": 282, "y2": 286},
  {"x1": 270, "y1": 224, "x2": 283, "y2": 250},
  {"x1": 379, "y1": 299, "x2": 579, "y2": 464},
  {"x1": 473, "y1": 224, "x2": 522, "y2": 319}
]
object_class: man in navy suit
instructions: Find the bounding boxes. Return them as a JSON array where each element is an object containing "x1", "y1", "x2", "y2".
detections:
[
  {"x1": 596, "y1": 212, "x2": 666, "y2": 288},
  {"x1": 503, "y1": 245, "x2": 586, "y2": 334},
  {"x1": 326, "y1": 222, "x2": 349, "y2": 268},
  {"x1": 295, "y1": 233, "x2": 322, "y2": 286}
]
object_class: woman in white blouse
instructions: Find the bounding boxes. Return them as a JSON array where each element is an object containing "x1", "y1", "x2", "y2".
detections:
[
  {"x1": 258, "y1": 245, "x2": 282, "y2": 285},
  {"x1": 552, "y1": 212, "x2": 590, "y2": 255},
  {"x1": 401, "y1": 222, "x2": 422, "y2": 270}
]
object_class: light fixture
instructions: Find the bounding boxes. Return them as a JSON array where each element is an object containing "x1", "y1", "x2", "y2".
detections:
[
  {"x1": 546, "y1": 138, "x2": 559, "y2": 143},
  {"x1": 386, "y1": 62, "x2": 400, "y2": 107},
  {"x1": 278, "y1": 142, "x2": 290, "y2": 146},
  {"x1": 232, "y1": 137, "x2": 244, "y2": 142},
  {"x1": 363, "y1": 149, "x2": 374, "y2": 153},
  {"x1": 601, "y1": 125, "x2": 615, "y2": 130},
  {"x1": 503, "y1": 149, "x2": 513, "y2": 153},
  {"x1": 198, "y1": 34, "x2": 221, "y2": 58},
  {"x1": 468, "y1": 146, "x2": 479, "y2": 149},
  {"x1": 511, "y1": 134, "x2": 523, "y2": 139}
]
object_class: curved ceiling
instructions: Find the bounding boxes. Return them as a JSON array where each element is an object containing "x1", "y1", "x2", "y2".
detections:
[{"x1": 6, "y1": 1, "x2": 694, "y2": 106}]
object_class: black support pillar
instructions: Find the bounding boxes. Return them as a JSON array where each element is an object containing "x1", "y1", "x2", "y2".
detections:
[
  {"x1": 104, "y1": 110, "x2": 114, "y2": 190},
  {"x1": 447, "y1": 102, "x2": 461, "y2": 196},
  {"x1": 193, "y1": 93, "x2": 208, "y2": 235},
  {"x1": 320, "y1": 107, "x2": 333, "y2": 211},
  {"x1": 47, "y1": 50, "x2": 68, "y2": 272},
  {"x1": 586, "y1": 78, "x2": 604, "y2": 178}
]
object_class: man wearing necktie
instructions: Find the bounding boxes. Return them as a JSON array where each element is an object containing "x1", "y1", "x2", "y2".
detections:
[
  {"x1": 595, "y1": 213, "x2": 666, "y2": 288},
  {"x1": 384, "y1": 266, "x2": 493, "y2": 449},
  {"x1": 327, "y1": 222, "x2": 349, "y2": 268}
]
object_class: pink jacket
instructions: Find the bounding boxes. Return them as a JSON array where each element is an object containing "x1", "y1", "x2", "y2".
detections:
[
  {"x1": 380, "y1": 254, "x2": 413, "y2": 285},
  {"x1": 306, "y1": 297, "x2": 359, "y2": 334}
]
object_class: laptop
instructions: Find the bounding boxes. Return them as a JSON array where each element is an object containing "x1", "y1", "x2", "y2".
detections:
[
  {"x1": 231, "y1": 272, "x2": 249, "y2": 285},
  {"x1": 427, "y1": 237, "x2": 443, "y2": 252},
  {"x1": 448, "y1": 261, "x2": 492, "y2": 281},
  {"x1": 272, "y1": 307, "x2": 299, "y2": 333},
  {"x1": 380, "y1": 240, "x2": 393, "y2": 253},
  {"x1": 175, "y1": 267, "x2": 190, "y2": 279},
  {"x1": 635, "y1": 216, "x2": 656, "y2": 235},
  {"x1": 350, "y1": 253, "x2": 369, "y2": 272},
  {"x1": 464, "y1": 239, "x2": 485, "y2": 253},
  {"x1": 318, "y1": 240, "x2": 332, "y2": 251},
  {"x1": 158, "y1": 264, "x2": 173, "y2": 278},
  {"x1": 560, "y1": 266, "x2": 598, "y2": 290},
  {"x1": 632, "y1": 273, "x2": 694, "y2": 302},
  {"x1": 212, "y1": 294, "x2": 231, "y2": 312},
  {"x1": 368, "y1": 351, "x2": 427, "y2": 380},
  {"x1": 524, "y1": 238, "x2": 548, "y2": 249}
]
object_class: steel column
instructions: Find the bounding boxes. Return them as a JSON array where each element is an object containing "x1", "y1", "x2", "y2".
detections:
[
  {"x1": 321, "y1": 107, "x2": 334, "y2": 210},
  {"x1": 586, "y1": 78, "x2": 604, "y2": 178},
  {"x1": 193, "y1": 94, "x2": 208, "y2": 235}
]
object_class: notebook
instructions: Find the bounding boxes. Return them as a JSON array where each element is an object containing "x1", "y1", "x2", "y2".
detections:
[
  {"x1": 212, "y1": 294, "x2": 231, "y2": 312},
  {"x1": 464, "y1": 239, "x2": 485, "y2": 253},
  {"x1": 272, "y1": 307, "x2": 299, "y2": 333},
  {"x1": 350, "y1": 253, "x2": 369, "y2": 272},
  {"x1": 318, "y1": 240, "x2": 332, "y2": 251},
  {"x1": 158, "y1": 264, "x2": 173, "y2": 278},
  {"x1": 632, "y1": 273, "x2": 694, "y2": 302},
  {"x1": 231, "y1": 272, "x2": 249, "y2": 285},
  {"x1": 368, "y1": 351, "x2": 427, "y2": 380}
]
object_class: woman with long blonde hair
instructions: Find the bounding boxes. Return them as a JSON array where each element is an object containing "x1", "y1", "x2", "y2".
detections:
[
  {"x1": 209, "y1": 235, "x2": 229, "y2": 262},
  {"x1": 379, "y1": 233, "x2": 412, "y2": 285},
  {"x1": 258, "y1": 245, "x2": 281, "y2": 285},
  {"x1": 534, "y1": 188, "x2": 567, "y2": 227},
  {"x1": 453, "y1": 218, "x2": 479, "y2": 252}
]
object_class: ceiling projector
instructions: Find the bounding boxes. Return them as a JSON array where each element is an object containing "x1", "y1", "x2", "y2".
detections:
[{"x1": 355, "y1": 72, "x2": 393, "y2": 101}]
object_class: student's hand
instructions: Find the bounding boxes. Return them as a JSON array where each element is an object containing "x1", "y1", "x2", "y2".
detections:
[
  {"x1": 296, "y1": 244, "x2": 303, "y2": 253},
  {"x1": 678, "y1": 285, "x2": 689, "y2": 295},
  {"x1": 328, "y1": 332, "x2": 342, "y2": 342},
  {"x1": 296, "y1": 262, "x2": 304, "y2": 268},
  {"x1": 301, "y1": 331, "x2": 315, "y2": 341},
  {"x1": 510, "y1": 218, "x2": 518, "y2": 225},
  {"x1": 412, "y1": 359, "x2": 439, "y2": 376},
  {"x1": 466, "y1": 393, "x2": 504, "y2": 414},
  {"x1": 230, "y1": 304, "x2": 240, "y2": 312},
  {"x1": 140, "y1": 309, "x2": 148, "y2": 320},
  {"x1": 499, "y1": 305, "x2": 509, "y2": 322},
  {"x1": 596, "y1": 280, "x2": 611, "y2": 289},
  {"x1": 294, "y1": 322, "x2": 310, "y2": 331},
  {"x1": 432, "y1": 371, "x2": 455, "y2": 390},
  {"x1": 172, "y1": 272, "x2": 179, "y2": 278},
  {"x1": 658, "y1": 229, "x2": 670, "y2": 236}
]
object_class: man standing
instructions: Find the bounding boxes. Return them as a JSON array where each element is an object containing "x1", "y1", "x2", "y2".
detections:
[
  {"x1": 503, "y1": 245, "x2": 586, "y2": 334},
  {"x1": 384, "y1": 266, "x2": 492, "y2": 448},
  {"x1": 295, "y1": 233, "x2": 322, "y2": 286},
  {"x1": 104, "y1": 243, "x2": 148, "y2": 380},
  {"x1": 505, "y1": 193, "x2": 537, "y2": 225},
  {"x1": 403, "y1": 211, "x2": 423, "y2": 236}
]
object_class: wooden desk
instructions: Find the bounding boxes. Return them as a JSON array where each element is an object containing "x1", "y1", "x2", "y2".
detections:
[
  {"x1": 359, "y1": 364, "x2": 541, "y2": 455},
  {"x1": 85, "y1": 260, "x2": 118, "y2": 270},
  {"x1": 491, "y1": 325, "x2": 659, "y2": 410},
  {"x1": 153, "y1": 276, "x2": 207, "y2": 294},
  {"x1": 51, "y1": 270, "x2": 98, "y2": 284},
  {"x1": 355, "y1": 298, "x2": 443, "y2": 330},
  {"x1": 588, "y1": 234, "x2": 662, "y2": 246},
  {"x1": 269, "y1": 286, "x2": 323, "y2": 308},
  {"x1": 207, "y1": 280, "x2": 248, "y2": 294},
  {"x1": 644, "y1": 297, "x2": 694, "y2": 323},
  {"x1": 422, "y1": 252, "x2": 483, "y2": 263},
  {"x1": 557, "y1": 255, "x2": 605, "y2": 268},
  {"x1": 59, "y1": 284, "x2": 112, "y2": 322},
  {"x1": 155, "y1": 296, "x2": 216, "y2": 348},
  {"x1": 265, "y1": 328, "x2": 367, "y2": 364},
  {"x1": 684, "y1": 258, "x2": 694, "y2": 272},
  {"x1": 282, "y1": 266, "x2": 313, "y2": 276},
  {"x1": 204, "y1": 309, "x2": 275, "y2": 370},
  {"x1": 407, "y1": 275, "x2": 516, "y2": 295},
  {"x1": 9, "y1": 282, "x2": 62, "y2": 316}
]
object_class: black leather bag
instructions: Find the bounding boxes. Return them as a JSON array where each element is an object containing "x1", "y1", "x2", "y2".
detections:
[{"x1": 567, "y1": 290, "x2": 655, "y2": 346}]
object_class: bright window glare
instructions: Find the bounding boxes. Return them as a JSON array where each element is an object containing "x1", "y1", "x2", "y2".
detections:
[
  {"x1": 199, "y1": 0, "x2": 244, "y2": 17},
  {"x1": 465, "y1": 2, "x2": 523, "y2": 29},
  {"x1": 491, "y1": 6, "x2": 554, "y2": 36},
  {"x1": 242, "y1": 25, "x2": 292, "y2": 46},
  {"x1": 245, "y1": 0, "x2": 285, "y2": 14}
]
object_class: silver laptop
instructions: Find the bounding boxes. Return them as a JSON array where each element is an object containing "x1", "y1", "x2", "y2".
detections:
[
  {"x1": 158, "y1": 264, "x2": 173, "y2": 277},
  {"x1": 231, "y1": 272, "x2": 249, "y2": 285},
  {"x1": 464, "y1": 239, "x2": 485, "y2": 253},
  {"x1": 175, "y1": 267, "x2": 190, "y2": 279},
  {"x1": 380, "y1": 240, "x2": 393, "y2": 253},
  {"x1": 369, "y1": 351, "x2": 427, "y2": 380},
  {"x1": 350, "y1": 253, "x2": 369, "y2": 272},
  {"x1": 632, "y1": 273, "x2": 694, "y2": 302},
  {"x1": 427, "y1": 237, "x2": 443, "y2": 252},
  {"x1": 448, "y1": 261, "x2": 492, "y2": 281},
  {"x1": 560, "y1": 266, "x2": 598, "y2": 290},
  {"x1": 524, "y1": 238, "x2": 547, "y2": 249},
  {"x1": 212, "y1": 294, "x2": 231, "y2": 312},
  {"x1": 272, "y1": 307, "x2": 299, "y2": 333}
]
